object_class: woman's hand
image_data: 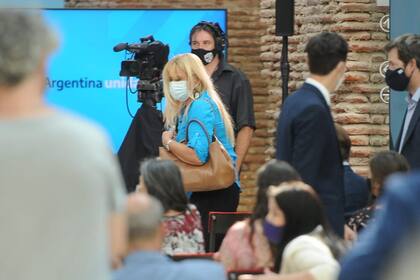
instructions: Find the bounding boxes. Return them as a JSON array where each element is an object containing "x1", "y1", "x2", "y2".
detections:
[
  {"x1": 162, "y1": 130, "x2": 174, "y2": 145},
  {"x1": 344, "y1": 224, "x2": 357, "y2": 242},
  {"x1": 161, "y1": 130, "x2": 202, "y2": 165}
]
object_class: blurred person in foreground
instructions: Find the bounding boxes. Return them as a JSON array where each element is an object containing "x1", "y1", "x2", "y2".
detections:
[
  {"x1": 339, "y1": 172, "x2": 420, "y2": 280},
  {"x1": 113, "y1": 193, "x2": 225, "y2": 280},
  {"x1": 0, "y1": 9, "x2": 126, "y2": 280}
]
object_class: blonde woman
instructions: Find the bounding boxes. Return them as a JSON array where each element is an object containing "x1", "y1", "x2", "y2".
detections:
[{"x1": 161, "y1": 53, "x2": 239, "y2": 250}]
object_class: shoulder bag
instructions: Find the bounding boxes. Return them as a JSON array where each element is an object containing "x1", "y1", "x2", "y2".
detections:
[{"x1": 159, "y1": 118, "x2": 235, "y2": 192}]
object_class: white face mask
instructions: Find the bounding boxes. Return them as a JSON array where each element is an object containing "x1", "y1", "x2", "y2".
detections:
[{"x1": 169, "y1": 80, "x2": 190, "y2": 102}]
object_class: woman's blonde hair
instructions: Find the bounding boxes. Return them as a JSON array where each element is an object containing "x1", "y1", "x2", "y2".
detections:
[{"x1": 162, "y1": 53, "x2": 235, "y2": 144}]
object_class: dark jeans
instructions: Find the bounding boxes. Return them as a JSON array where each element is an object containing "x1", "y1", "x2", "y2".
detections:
[{"x1": 190, "y1": 183, "x2": 240, "y2": 252}]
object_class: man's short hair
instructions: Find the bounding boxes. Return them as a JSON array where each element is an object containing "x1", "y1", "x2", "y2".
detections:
[
  {"x1": 128, "y1": 194, "x2": 164, "y2": 242},
  {"x1": 305, "y1": 32, "x2": 348, "y2": 75},
  {"x1": 335, "y1": 124, "x2": 351, "y2": 161},
  {"x1": 384, "y1": 34, "x2": 420, "y2": 68},
  {"x1": 0, "y1": 9, "x2": 57, "y2": 86}
]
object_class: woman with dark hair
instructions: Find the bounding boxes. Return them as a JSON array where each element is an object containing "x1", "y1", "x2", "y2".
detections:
[
  {"x1": 215, "y1": 160, "x2": 301, "y2": 270},
  {"x1": 347, "y1": 151, "x2": 409, "y2": 232},
  {"x1": 137, "y1": 158, "x2": 205, "y2": 255},
  {"x1": 240, "y1": 182, "x2": 345, "y2": 280}
]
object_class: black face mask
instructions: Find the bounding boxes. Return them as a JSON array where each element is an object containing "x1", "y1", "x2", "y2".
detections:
[
  {"x1": 191, "y1": 48, "x2": 218, "y2": 65},
  {"x1": 385, "y1": 67, "x2": 411, "y2": 91}
]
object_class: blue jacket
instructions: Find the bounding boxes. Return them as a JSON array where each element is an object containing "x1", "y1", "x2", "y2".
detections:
[
  {"x1": 176, "y1": 91, "x2": 239, "y2": 187},
  {"x1": 343, "y1": 165, "x2": 369, "y2": 214},
  {"x1": 276, "y1": 82, "x2": 345, "y2": 237},
  {"x1": 113, "y1": 251, "x2": 225, "y2": 280},
  {"x1": 339, "y1": 172, "x2": 420, "y2": 280}
]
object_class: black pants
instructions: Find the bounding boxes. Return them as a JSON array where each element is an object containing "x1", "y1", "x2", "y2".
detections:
[{"x1": 190, "y1": 183, "x2": 240, "y2": 252}]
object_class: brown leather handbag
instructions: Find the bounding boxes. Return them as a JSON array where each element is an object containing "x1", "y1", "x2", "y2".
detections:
[{"x1": 159, "y1": 119, "x2": 235, "y2": 192}]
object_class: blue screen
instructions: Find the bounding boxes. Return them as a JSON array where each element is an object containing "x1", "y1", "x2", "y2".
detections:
[{"x1": 43, "y1": 9, "x2": 226, "y2": 151}]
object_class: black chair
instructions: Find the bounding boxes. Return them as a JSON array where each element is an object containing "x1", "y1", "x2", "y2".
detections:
[
  {"x1": 227, "y1": 268, "x2": 264, "y2": 280},
  {"x1": 170, "y1": 252, "x2": 215, "y2": 262},
  {"x1": 208, "y1": 211, "x2": 252, "y2": 252}
]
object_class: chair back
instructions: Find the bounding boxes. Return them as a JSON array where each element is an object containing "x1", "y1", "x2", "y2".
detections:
[
  {"x1": 208, "y1": 211, "x2": 252, "y2": 252},
  {"x1": 227, "y1": 268, "x2": 264, "y2": 280},
  {"x1": 171, "y1": 252, "x2": 215, "y2": 262}
]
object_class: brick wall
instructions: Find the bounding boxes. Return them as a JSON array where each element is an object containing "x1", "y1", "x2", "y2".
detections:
[
  {"x1": 260, "y1": 0, "x2": 390, "y2": 174},
  {"x1": 66, "y1": 0, "x2": 389, "y2": 211}
]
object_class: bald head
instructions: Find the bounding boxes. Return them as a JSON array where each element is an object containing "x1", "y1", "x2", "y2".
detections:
[{"x1": 126, "y1": 193, "x2": 163, "y2": 242}]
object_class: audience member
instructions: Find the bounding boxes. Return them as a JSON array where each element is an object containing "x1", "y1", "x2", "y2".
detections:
[
  {"x1": 346, "y1": 151, "x2": 409, "y2": 232},
  {"x1": 385, "y1": 34, "x2": 420, "y2": 169},
  {"x1": 276, "y1": 32, "x2": 348, "y2": 237},
  {"x1": 339, "y1": 172, "x2": 420, "y2": 280},
  {"x1": 137, "y1": 159, "x2": 205, "y2": 255},
  {"x1": 216, "y1": 160, "x2": 301, "y2": 270},
  {"x1": 0, "y1": 9, "x2": 126, "y2": 280},
  {"x1": 161, "y1": 53, "x2": 238, "y2": 250},
  {"x1": 335, "y1": 124, "x2": 370, "y2": 215},
  {"x1": 239, "y1": 181, "x2": 345, "y2": 280},
  {"x1": 189, "y1": 21, "x2": 255, "y2": 171},
  {"x1": 113, "y1": 193, "x2": 226, "y2": 280}
]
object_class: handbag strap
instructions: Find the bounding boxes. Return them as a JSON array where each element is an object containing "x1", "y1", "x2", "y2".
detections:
[
  {"x1": 185, "y1": 119, "x2": 211, "y2": 145},
  {"x1": 184, "y1": 95, "x2": 220, "y2": 142}
]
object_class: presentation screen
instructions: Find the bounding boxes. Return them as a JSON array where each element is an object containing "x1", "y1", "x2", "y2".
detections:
[{"x1": 43, "y1": 9, "x2": 226, "y2": 151}]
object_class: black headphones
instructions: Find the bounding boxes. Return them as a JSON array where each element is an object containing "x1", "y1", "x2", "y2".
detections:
[{"x1": 190, "y1": 21, "x2": 228, "y2": 53}]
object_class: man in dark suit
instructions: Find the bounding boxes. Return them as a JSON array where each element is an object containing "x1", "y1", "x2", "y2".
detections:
[
  {"x1": 385, "y1": 34, "x2": 420, "y2": 169},
  {"x1": 276, "y1": 32, "x2": 348, "y2": 236},
  {"x1": 335, "y1": 124, "x2": 370, "y2": 215}
]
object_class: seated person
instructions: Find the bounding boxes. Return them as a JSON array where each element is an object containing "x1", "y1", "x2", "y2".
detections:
[
  {"x1": 216, "y1": 160, "x2": 301, "y2": 270},
  {"x1": 113, "y1": 193, "x2": 225, "y2": 280},
  {"x1": 347, "y1": 151, "x2": 409, "y2": 232},
  {"x1": 335, "y1": 124, "x2": 370, "y2": 215},
  {"x1": 137, "y1": 159, "x2": 204, "y2": 255},
  {"x1": 239, "y1": 181, "x2": 346, "y2": 280}
]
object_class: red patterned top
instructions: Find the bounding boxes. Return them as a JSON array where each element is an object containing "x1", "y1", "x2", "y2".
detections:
[{"x1": 162, "y1": 204, "x2": 205, "y2": 255}]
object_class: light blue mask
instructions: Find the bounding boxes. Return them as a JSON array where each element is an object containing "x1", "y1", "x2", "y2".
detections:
[{"x1": 169, "y1": 80, "x2": 190, "y2": 102}]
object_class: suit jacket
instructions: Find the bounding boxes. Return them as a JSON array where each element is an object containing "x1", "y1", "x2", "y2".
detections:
[
  {"x1": 395, "y1": 102, "x2": 420, "y2": 170},
  {"x1": 276, "y1": 82, "x2": 345, "y2": 237},
  {"x1": 343, "y1": 165, "x2": 370, "y2": 214},
  {"x1": 113, "y1": 251, "x2": 225, "y2": 280}
]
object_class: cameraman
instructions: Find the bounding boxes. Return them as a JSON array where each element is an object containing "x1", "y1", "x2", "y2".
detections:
[{"x1": 190, "y1": 21, "x2": 256, "y2": 172}]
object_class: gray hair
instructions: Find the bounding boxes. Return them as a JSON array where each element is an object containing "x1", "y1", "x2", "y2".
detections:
[
  {"x1": 128, "y1": 194, "x2": 164, "y2": 241},
  {"x1": 0, "y1": 9, "x2": 57, "y2": 86}
]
